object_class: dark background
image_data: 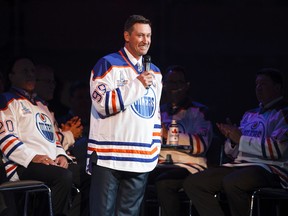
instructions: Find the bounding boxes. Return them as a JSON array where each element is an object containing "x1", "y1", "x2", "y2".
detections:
[{"x1": 1, "y1": 0, "x2": 288, "y2": 125}]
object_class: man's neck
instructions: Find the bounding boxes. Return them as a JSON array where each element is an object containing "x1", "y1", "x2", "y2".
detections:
[{"x1": 260, "y1": 96, "x2": 283, "y2": 108}]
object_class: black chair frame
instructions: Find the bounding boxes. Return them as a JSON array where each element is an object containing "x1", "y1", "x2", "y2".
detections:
[{"x1": 0, "y1": 180, "x2": 53, "y2": 216}]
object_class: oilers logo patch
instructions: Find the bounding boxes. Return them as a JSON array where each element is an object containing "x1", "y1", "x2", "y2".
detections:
[
  {"x1": 251, "y1": 121, "x2": 259, "y2": 129},
  {"x1": 242, "y1": 121, "x2": 264, "y2": 138},
  {"x1": 131, "y1": 88, "x2": 156, "y2": 119},
  {"x1": 35, "y1": 113, "x2": 55, "y2": 142}
]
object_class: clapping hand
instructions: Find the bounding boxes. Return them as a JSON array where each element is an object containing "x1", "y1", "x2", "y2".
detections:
[
  {"x1": 216, "y1": 118, "x2": 242, "y2": 144},
  {"x1": 61, "y1": 116, "x2": 83, "y2": 139}
]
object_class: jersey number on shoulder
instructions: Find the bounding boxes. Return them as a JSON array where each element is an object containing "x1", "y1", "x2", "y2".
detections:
[
  {"x1": 0, "y1": 120, "x2": 14, "y2": 134},
  {"x1": 92, "y1": 84, "x2": 106, "y2": 103}
]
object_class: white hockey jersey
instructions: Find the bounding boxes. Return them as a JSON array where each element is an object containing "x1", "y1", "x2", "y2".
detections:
[
  {"x1": 87, "y1": 48, "x2": 162, "y2": 173},
  {"x1": 0, "y1": 88, "x2": 68, "y2": 181},
  {"x1": 160, "y1": 100, "x2": 213, "y2": 173},
  {"x1": 224, "y1": 97, "x2": 288, "y2": 188}
]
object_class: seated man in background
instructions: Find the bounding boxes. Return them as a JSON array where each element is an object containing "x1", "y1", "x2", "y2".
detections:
[
  {"x1": 0, "y1": 57, "x2": 73, "y2": 216},
  {"x1": 56, "y1": 80, "x2": 91, "y2": 216},
  {"x1": 35, "y1": 64, "x2": 90, "y2": 216},
  {"x1": 35, "y1": 64, "x2": 83, "y2": 152},
  {"x1": 57, "y1": 80, "x2": 91, "y2": 169},
  {"x1": 183, "y1": 68, "x2": 288, "y2": 216},
  {"x1": 147, "y1": 65, "x2": 213, "y2": 216},
  {"x1": 0, "y1": 69, "x2": 17, "y2": 216}
]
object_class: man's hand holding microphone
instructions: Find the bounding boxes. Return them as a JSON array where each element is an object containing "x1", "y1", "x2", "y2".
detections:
[{"x1": 137, "y1": 55, "x2": 154, "y2": 89}]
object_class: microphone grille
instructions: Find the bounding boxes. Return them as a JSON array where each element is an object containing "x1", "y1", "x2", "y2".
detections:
[{"x1": 144, "y1": 55, "x2": 151, "y2": 63}]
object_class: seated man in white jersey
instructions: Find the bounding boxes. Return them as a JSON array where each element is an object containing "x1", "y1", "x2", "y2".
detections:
[
  {"x1": 183, "y1": 68, "x2": 288, "y2": 216},
  {"x1": 35, "y1": 64, "x2": 83, "y2": 153},
  {"x1": 148, "y1": 65, "x2": 213, "y2": 216},
  {"x1": 0, "y1": 57, "x2": 73, "y2": 216},
  {"x1": 34, "y1": 64, "x2": 90, "y2": 216}
]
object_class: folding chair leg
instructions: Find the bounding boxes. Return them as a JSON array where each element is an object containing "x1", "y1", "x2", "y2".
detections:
[
  {"x1": 47, "y1": 187, "x2": 53, "y2": 216},
  {"x1": 24, "y1": 192, "x2": 29, "y2": 216},
  {"x1": 189, "y1": 200, "x2": 193, "y2": 216},
  {"x1": 249, "y1": 193, "x2": 255, "y2": 216}
]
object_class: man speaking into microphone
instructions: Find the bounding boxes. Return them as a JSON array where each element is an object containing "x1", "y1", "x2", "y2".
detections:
[{"x1": 87, "y1": 15, "x2": 162, "y2": 216}]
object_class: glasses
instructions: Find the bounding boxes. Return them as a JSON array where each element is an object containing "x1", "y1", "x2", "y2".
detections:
[{"x1": 36, "y1": 79, "x2": 56, "y2": 85}]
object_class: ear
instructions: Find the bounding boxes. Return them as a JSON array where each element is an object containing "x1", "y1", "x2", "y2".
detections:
[{"x1": 124, "y1": 31, "x2": 130, "y2": 42}]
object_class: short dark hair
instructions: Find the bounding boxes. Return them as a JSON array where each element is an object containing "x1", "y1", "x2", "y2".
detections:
[
  {"x1": 163, "y1": 65, "x2": 189, "y2": 82},
  {"x1": 124, "y1": 15, "x2": 151, "y2": 34},
  {"x1": 256, "y1": 68, "x2": 283, "y2": 90}
]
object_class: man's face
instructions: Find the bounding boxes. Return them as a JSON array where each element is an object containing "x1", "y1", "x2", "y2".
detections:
[
  {"x1": 35, "y1": 67, "x2": 56, "y2": 101},
  {"x1": 164, "y1": 70, "x2": 189, "y2": 105},
  {"x1": 124, "y1": 23, "x2": 151, "y2": 59},
  {"x1": 255, "y1": 74, "x2": 281, "y2": 105},
  {"x1": 9, "y1": 58, "x2": 36, "y2": 93}
]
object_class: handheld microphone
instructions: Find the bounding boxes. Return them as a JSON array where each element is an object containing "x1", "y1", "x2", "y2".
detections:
[
  {"x1": 143, "y1": 55, "x2": 151, "y2": 72},
  {"x1": 143, "y1": 55, "x2": 151, "y2": 89}
]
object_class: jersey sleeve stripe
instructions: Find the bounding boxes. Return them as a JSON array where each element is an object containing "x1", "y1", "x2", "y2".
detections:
[
  {"x1": 2, "y1": 137, "x2": 18, "y2": 153},
  {"x1": 194, "y1": 134, "x2": 201, "y2": 154},
  {"x1": 7, "y1": 169, "x2": 17, "y2": 180},
  {"x1": 267, "y1": 138, "x2": 275, "y2": 160},
  {"x1": 198, "y1": 134, "x2": 207, "y2": 152},
  {"x1": 111, "y1": 90, "x2": 117, "y2": 113},
  {"x1": 116, "y1": 88, "x2": 124, "y2": 111},
  {"x1": 152, "y1": 139, "x2": 161, "y2": 144},
  {"x1": 6, "y1": 142, "x2": 23, "y2": 158},
  {"x1": 105, "y1": 91, "x2": 110, "y2": 115},
  {"x1": 261, "y1": 138, "x2": 267, "y2": 158},
  {"x1": 153, "y1": 132, "x2": 161, "y2": 137},
  {"x1": 272, "y1": 139, "x2": 282, "y2": 158},
  {"x1": 154, "y1": 124, "x2": 161, "y2": 129},
  {"x1": 7, "y1": 164, "x2": 17, "y2": 173}
]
